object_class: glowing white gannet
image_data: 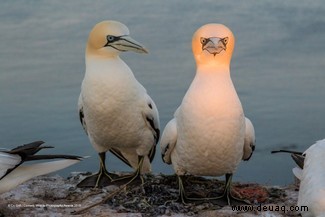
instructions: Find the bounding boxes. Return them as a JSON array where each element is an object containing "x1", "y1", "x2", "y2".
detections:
[
  {"x1": 160, "y1": 23, "x2": 255, "y2": 205},
  {"x1": 272, "y1": 139, "x2": 325, "y2": 217},
  {"x1": 0, "y1": 141, "x2": 82, "y2": 194},
  {"x1": 77, "y1": 20, "x2": 160, "y2": 188}
]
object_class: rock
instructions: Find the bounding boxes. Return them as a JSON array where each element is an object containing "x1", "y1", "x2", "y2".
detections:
[{"x1": 0, "y1": 173, "x2": 301, "y2": 217}]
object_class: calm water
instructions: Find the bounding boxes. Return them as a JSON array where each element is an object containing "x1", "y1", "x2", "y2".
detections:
[{"x1": 0, "y1": 1, "x2": 324, "y2": 185}]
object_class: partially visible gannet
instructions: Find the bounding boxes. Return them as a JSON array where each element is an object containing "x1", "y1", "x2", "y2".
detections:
[
  {"x1": 272, "y1": 139, "x2": 325, "y2": 217},
  {"x1": 77, "y1": 20, "x2": 160, "y2": 188},
  {"x1": 160, "y1": 23, "x2": 255, "y2": 205},
  {"x1": 0, "y1": 141, "x2": 82, "y2": 194}
]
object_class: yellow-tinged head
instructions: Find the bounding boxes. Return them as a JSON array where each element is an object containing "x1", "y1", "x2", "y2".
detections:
[
  {"x1": 86, "y1": 20, "x2": 148, "y2": 58},
  {"x1": 192, "y1": 23, "x2": 235, "y2": 69}
]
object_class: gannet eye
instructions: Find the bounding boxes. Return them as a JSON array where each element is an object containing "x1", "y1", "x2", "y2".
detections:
[
  {"x1": 107, "y1": 35, "x2": 117, "y2": 42},
  {"x1": 222, "y1": 37, "x2": 229, "y2": 45},
  {"x1": 200, "y1": 37, "x2": 207, "y2": 45}
]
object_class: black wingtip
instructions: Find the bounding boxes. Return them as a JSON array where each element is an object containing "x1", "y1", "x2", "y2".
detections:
[
  {"x1": 271, "y1": 149, "x2": 303, "y2": 155},
  {"x1": 8, "y1": 140, "x2": 49, "y2": 156},
  {"x1": 291, "y1": 153, "x2": 305, "y2": 169},
  {"x1": 25, "y1": 154, "x2": 83, "y2": 161}
]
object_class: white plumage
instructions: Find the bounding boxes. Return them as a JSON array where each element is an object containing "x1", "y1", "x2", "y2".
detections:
[
  {"x1": 160, "y1": 23, "x2": 255, "y2": 204},
  {"x1": 0, "y1": 152, "x2": 21, "y2": 179},
  {"x1": 78, "y1": 20, "x2": 160, "y2": 187},
  {"x1": 243, "y1": 117, "x2": 256, "y2": 161},
  {"x1": 292, "y1": 139, "x2": 325, "y2": 217},
  {"x1": 0, "y1": 141, "x2": 82, "y2": 194}
]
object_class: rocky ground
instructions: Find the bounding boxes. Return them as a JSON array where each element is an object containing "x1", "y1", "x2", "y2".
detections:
[{"x1": 0, "y1": 172, "x2": 301, "y2": 217}]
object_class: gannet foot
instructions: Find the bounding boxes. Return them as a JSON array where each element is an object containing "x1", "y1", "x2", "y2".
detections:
[
  {"x1": 77, "y1": 171, "x2": 118, "y2": 188},
  {"x1": 210, "y1": 173, "x2": 251, "y2": 206},
  {"x1": 176, "y1": 175, "x2": 209, "y2": 205},
  {"x1": 209, "y1": 191, "x2": 251, "y2": 206},
  {"x1": 111, "y1": 172, "x2": 143, "y2": 187},
  {"x1": 77, "y1": 152, "x2": 118, "y2": 188},
  {"x1": 111, "y1": 156, "x2": 145, "y2": 187}
]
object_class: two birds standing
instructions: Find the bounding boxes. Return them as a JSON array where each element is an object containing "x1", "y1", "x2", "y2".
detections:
[{"x1": 77, "y1": 20, "x2": 255, "y2": 204}]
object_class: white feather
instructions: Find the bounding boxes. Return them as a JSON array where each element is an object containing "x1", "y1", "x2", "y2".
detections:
[
  {"x1": 0, "y1": 159, "x2": 80, "y2": 194},
  {"x1": 242, "y1": 117, "x2": 256, "y2": 160},
  {"x1": 0, "y1": 152, "x2": 21, "y2": 178},
  {"x1": 160, "y1": 118, "x2": 177, "y2": 164},
  {"x1": 297, "y1": 139, "x2": 325, "y2": 217},
  {"x1": 292, "y1": 167, "x2": 303, "y2": 180}
]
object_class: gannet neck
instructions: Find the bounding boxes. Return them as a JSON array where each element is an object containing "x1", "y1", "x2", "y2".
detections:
[
  {"x1": 196, "y1": 63, "x2": 230, "y2": 74},
  {"x1": 86, "y1": 45, "x2": 119, "y2": 59}
]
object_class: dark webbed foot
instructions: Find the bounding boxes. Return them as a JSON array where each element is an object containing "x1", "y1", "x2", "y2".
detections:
[
  {"x1": 111, "y1": 156, "x2": 145, "y2": 186},
  {"x1": 208, "y1": 174, "x2": 250, "y2": 206},
  {"x1": 77, "y1": 152, "x2": 118, "y2": 188},
  {"x1": 77, "y1": 171, "x2": 119, "y2": 188},
  {"x1": 177, "y1": 175, "x2": 210, "y2": 204},
  {"x1": 176, "y1": 174, "x2": 250, "y2": 206}
]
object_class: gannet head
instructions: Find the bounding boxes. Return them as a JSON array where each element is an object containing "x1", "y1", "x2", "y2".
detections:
[
  {"x1": 192, "y1": 23, "x2": 235, "y2": 69},
  {"x1": 86, "y1": 20, "x2": 148, "y2": 58}
]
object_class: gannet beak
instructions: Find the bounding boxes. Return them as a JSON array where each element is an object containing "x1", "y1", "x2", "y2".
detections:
[
  {"x1": 111, "y1": 36, "x2": 149, "y2": 54},
  {"x1": 201, "y1": 37, "x2": 228, "y2": 56}
]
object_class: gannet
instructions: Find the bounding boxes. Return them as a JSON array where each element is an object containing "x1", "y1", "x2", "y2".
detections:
[
  {"x1": 0, "y1": 141, "x2": 82, "y2": 194},
  {"x1": 77, "y1": 20, "x2": 160, "y2": 188},
  {"x1": 272, "y1": 139, "x2": 325, "y2": 217},
  {"x1": 160, "y1": 23, "x2": 255, "y2": 205}
]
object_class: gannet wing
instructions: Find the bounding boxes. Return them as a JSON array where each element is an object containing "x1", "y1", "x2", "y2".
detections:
[
  {"x1": 109, "y1": 94, "x2": 160, "y2": 167},
  {"x1": 291, "y1": 153, "x2": 305, "y2": 169},
  {"x1": 271, "y1": 150, "x2": 305, "y2": 169},
  {"x1": 242, "y1": 117, "x2": 256, "y2": 161},
  {"x1": 143, "y1": 94, "x2": 160, "y2": 162},
  {"x1": 78, "y1": 94, "x2": 88, "y2": 135},
  {"x1": 0, "y1": 159, "x2": 81, "y2": 194},
  {"x1": 1, "y1": 141, "x2": 82, "y2": 180},
  {"x1": 109, "y1": 148, "x2": 132, "y2": 167},
  {"x1": 0, "y1": 152, "x2": 21, "y2": 179},
  {"x1": 7, "y1": 141, "x2": 46, "y2": 154},
  {"x1": 0, "y1": 141, "x2": 50, "y2": 179},
  {"x1": 161, "y1": 118, "x2": 177, "y2": 165},
  {"x1": 292, "y1": 167, "x2": 303, "y2": 180}
]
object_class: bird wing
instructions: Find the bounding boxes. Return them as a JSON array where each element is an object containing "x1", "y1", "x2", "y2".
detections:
[
  {"x1": 7, "y1": 141, "x2": 49, "y2": 156},
  {"x1": 143, "y1": 94, "x2": 160, "y2": 162},
  {"x1": 1, "y1": 141, "x2": 49, "y2": 180},
  {"x1": 1, "y1": 141, "x2": 83, "y2": 181},
  {"x1": 0, "y1": 152, "x2": 21, "y2": 180},
  {"x1": 242, "y1": 117, "x2": 256, "y2": 161},
  {"x1": 0, "y1": 159, "x2": 81, "y2": 194},
  {"x1": 109, "y1": 94, "x2": 160, "y2": 168},
  {"x1": 292, "y1": 167, "x2": 303, "y2": 180},
  {"x1": 109, "y1": 148, "x2": 132, "y2": 168},
  {"x1": 271, "y1": 150, "x2": 305, "y2": 169},
  {"x1": 78, "y1": 94, "x2": 88, "y2": 135},
  {"x1": 160, "y1": 118, "x2": 177, "y2": 164}
]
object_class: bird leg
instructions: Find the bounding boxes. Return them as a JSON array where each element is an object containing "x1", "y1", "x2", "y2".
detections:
[
  {"x1": 209, "y1": 173, "x2": 250, "y2": 206},
  {"x1": 177, "y1": 174, "x2": 250, "y2": 206},
  {"x1": 77, "y1": 152, "x2": 117, "y2": 188},
  {"x1": 110, "y1": 155, "x2": 144, "y2": 186},
  {"x1": 176, "y1": 175, "x2": 208, "y2": 204}
]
